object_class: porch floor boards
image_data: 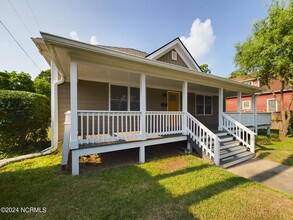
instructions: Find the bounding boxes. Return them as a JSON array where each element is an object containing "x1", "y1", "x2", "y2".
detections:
[{"x1": 78, "y1": 134, "x2": 184, "y2": 149}]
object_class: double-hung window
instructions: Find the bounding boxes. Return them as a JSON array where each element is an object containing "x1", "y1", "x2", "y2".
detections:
[
  {"x1": 196, "y1": 95, "x2": 213, "y2": 115},
  {"x1": 110, "y1": 85, "x2": 140, "y2": 111},
  {"x1": 267, "y1": 99, "x2": 277, "y2": 112}
]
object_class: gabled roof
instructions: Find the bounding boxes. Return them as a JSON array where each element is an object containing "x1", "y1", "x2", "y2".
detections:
[{"x1": 146, "y1": 38, "x2": 202, "y2": 71}]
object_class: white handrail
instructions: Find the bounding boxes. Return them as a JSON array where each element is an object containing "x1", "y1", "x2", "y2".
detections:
[
  {"x1": 146, "y1": 111, "x2": 184, "y2": 136},
  {"x1": 222, "y1": 113, "x2": 255, "y2": 152},
  {"x1": 186, "y1": 112, "x2": 221, "y2": 165}
]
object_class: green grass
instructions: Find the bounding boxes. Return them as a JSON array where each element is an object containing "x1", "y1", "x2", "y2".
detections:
[
  {"x1": 1, "y1": 150, "x2": 293, "y2": 220},
  {"x1": 256, "y1": 135, "x2": 293, "y2": 166}
]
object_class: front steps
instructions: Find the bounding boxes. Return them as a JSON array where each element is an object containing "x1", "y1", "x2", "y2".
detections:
[{"x1": 215, "y1": 131, "x2": 255, "y2": 168}]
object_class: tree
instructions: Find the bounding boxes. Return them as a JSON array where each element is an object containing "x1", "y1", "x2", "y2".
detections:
[
  {"x1": 199, "y1": 64, "x2": 211, "y2": 74},
  {"x1": 0, "y1": 71, "x2": 11, "y2": 90},
  {"x1": 0, "y1": 71, "x2": 35, "y2": 92},
  {"x1": 34, "y1": 70, "x2": 51, "y2": 98},
  {"x1": 233, "y1": 0, "x2": 293, "y2": 139}
]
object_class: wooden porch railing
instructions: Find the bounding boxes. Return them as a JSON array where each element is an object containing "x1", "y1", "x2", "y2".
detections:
[
  {"x1": 225, "y1": 112, "x2": 271, "y2": 127},
  {"x1": 222, "y1": 113, "x2": 255, "y2": 153},
  {"x1": 186, "y1": 112, "x2": 221, "y2": 165}
]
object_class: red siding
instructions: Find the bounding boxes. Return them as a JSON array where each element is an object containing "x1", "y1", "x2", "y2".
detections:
[{"x1": 226, "y1": 91, "x2": 293, "y2": 112}]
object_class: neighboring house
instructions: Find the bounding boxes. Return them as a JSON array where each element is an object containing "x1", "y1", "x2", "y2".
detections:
[
  {"x1": 226, "y1": 74, "x2": 293, "y2": 130},
  {"x1": 33, "y1": 33, "x2": 267, "y2": 175}
]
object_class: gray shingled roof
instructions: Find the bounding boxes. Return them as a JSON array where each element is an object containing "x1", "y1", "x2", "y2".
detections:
[{"x1": 99, "y1": 45, "x2": 148, "y2": 57}]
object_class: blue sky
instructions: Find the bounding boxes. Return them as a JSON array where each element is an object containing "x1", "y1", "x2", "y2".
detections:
[{"x1": 0, "y1": 0, "x2": 269, "y2": 79}]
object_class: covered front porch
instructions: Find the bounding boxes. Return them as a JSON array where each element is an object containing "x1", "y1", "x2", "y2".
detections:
[{"x1": 34, "y1": 32, "x2": 270, "y2": 175}]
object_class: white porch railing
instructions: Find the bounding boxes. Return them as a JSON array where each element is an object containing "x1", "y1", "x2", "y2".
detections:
[
  {"x1": 78, "y1": 111, "x2": 141, "y2": 144},
  {"x1": 65, "y1": 110, "x2": 223, "y2": 165},
  {"x1": 222, "y1": 113, "x2": 255, "y2": 153},
  {"x1": 186, "y1": 112, "x2": 221, "y2": 165},
  {"x1": 225, "y1": 112, "x2": 271, "y2": 127},
  {"x1": 146, "y1": 111, "x2": 184, "y2": 136}
]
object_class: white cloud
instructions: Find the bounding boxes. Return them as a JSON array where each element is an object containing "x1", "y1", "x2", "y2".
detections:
[
  {"x1": 70, "y1": 31, "x2": 79, "y2": 41},
  {"x1": 180, "y1": 18, "x2": 215, "y2": 60},
  {"x1": 90, "y1": 35, "x2": 99, "y2": 45}
]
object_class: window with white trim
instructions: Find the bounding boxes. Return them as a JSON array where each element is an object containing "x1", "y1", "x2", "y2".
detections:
[
  {"x1": 267, "y1": 99, "x2": 277, "y2": 112},
  {"x1": 110, "y1": 85, "x2": 140, "y2": 111},
  {"x1": 243, "y1": 81, "x2": 252, "y2": 85},
  {"x1": 242, "y1": 100, "x2": 251, "y2": 110},
  {"x1": 171, "y1": 51, "x2": 177, "y2": 61},
  {"x1": 196, "y1": 95, "x2": 213, "y2": 115}
]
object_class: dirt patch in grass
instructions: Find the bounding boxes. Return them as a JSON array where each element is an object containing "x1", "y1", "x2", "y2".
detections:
[
  {"x1": 78, "y1": 141, "x2": 189, "y2": 173},
  {"x1": 157, "y1": 157, "x2": 189, "y2": 173}
]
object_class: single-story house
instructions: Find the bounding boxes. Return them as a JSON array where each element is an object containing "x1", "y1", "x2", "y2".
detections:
[{"x1": 33, "y1": 33, "x2": 269, "y2": 175}]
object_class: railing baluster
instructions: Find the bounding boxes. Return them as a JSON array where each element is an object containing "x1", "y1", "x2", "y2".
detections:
[
  {"x1": 86, "y1": 113, "x2": 89, "y2": 144},
  {"x1": 92, "y1": 112, "x2": 95, "y2": 143},
  {"x1": 80, "y1": 112, "x2": 84, "y2": 145}
]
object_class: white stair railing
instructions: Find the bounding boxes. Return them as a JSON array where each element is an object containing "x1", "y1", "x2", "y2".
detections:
[
  {"x1": 146, "y1": 111, "x2": 184, "y2": 136},
  {"x1": 222, "y1": 113, "x2": 255, "y2": 153},
  {"x1": 186, "y1": 112, "x2": 221, "y2": 165}
]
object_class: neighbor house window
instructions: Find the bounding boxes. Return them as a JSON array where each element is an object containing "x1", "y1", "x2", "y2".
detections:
[
  {"x1": 242, "y1": 100, "x2": 251, "y2": 111},
  {"x1": 196, "y1": 95, "x2": 213, "y2": 115},
  {"x1": 267, "y1": 99, "x2": 277, "y2": 112},
  {"x1": 243, "y1": 81, "x2": 252, "y2": 85},
  {"x1": 110, "y1": 85, "x2": 140, "y2": 111}
]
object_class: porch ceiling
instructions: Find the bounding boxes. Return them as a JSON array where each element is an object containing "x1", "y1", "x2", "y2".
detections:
[{"x1": 33, "y1": 32, "x2": 262, "y2": 96}]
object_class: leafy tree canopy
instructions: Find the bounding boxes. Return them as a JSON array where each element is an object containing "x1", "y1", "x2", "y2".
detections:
[
  {"x1": 234, "y1": 0, "x2": 293, "y2": 86},
  {"x1": 34, "y1": 69, "x2": 51, "y2": 98},
  {"x1": 0, "y1": 71, "x2": 35, "y2": 92},
  {"x1": 199, "y1": 64, "x2": 211, "y2": 74}
]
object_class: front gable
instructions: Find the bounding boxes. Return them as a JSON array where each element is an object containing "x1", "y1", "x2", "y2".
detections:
[{"x1": 146, "y1": 38, "x2": 202, "y2": 71}]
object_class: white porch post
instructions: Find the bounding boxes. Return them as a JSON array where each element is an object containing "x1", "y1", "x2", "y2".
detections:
[
  {"x1": 218, "y1": 88, "x2": 224, "y2": 130},
  {"x1": 252, "y1": 94, "x2": 258, "y2": 134},
  {"x1": 51, "y1": 61, "x2": 58, "y2": 148},
  {"x1": 237, "y1": 91, "x2": 242, "y2": 123},
  {"x1": 140, "y1": 74, "x2": 146, "y2": 140},
  {"x1": 182, "y1": 81, "x2": 188, "y2": 135},
  {"x1": 70, "y1": 61, "x2": 78, "y2": 149}
]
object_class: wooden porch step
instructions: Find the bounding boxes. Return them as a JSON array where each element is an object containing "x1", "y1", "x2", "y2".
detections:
[
  {"x1": 218, "y1": 135, "x2": 234, "y2": 142},
  {"x1": 220, "y1": 146, "x2": 247, "y2": 159},
  {"x1": 220, "y1": 140, "x2": 239, "y2": 149},
  {"x1": 220, "y1": 151, "x2": 255, "y2": 169}
]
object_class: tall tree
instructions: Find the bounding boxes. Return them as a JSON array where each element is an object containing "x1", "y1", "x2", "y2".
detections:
[
  {"x1": 34, "y1": 69, "x2": 51, "y2": 98},
  {"x1": 0, "y1": 71, "x2": 35, "y2": 92},
  {"x1": 234, "y1": 0, "x2": 293, "y2": 139},
  {"x1": 199, "y1": 64, "x2": 211, "y2": 74}
]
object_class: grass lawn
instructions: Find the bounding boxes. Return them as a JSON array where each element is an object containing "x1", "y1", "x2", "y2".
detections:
[
  {"x1": 1, "y1": 149, "x2": 293, "y2": 220},
  {"x1": 256, "y1": 135, "x2": 293, "y2": 167}
]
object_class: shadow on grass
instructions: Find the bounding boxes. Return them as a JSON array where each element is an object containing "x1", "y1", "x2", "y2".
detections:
[{"x1": 0, "y1": 152, "x2": 251, "y2": 219}]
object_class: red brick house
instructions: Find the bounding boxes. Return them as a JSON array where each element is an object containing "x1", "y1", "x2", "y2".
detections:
[{"x1": 226, "y1": 74, "x2": 293, "y2": 130}]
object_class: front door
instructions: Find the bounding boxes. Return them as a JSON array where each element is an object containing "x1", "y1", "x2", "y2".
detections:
[{"x1": 168, "y1": 91, "x2": 180, "y2": 111}]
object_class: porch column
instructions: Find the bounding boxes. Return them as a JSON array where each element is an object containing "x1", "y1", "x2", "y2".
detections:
[
  {"x1": 140, "y1": 74, "x2": 146, "y2": 140},
  {"x1": 182, "y1": 81, "x2": 188, "y2": 135},
  {"x1": 237, "y1": 91, "x2": 242, "y2": 123},
  {"x1": 70, "y1": 61, "x2": 78, "y2": 149},
  {"x1": 218, "y1": 88, "x2": 224, "y2": 130},
  {"x1": 51, "y1": 61, "x2": 58, "y2": 148},
  {"x1": 252, "y1": 94, "x2": 258, "y2": 134}
]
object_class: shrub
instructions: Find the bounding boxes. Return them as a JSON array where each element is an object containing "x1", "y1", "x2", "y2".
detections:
[
  {"x1": 0, "y1": 90, "x2": 50, "y2": 151},
  {"x1": 256, "y1": 135, "x2": 271, "y2": 145},
  {"x1": 270, "y1": 133, "x2": 280, "y2": 142}
]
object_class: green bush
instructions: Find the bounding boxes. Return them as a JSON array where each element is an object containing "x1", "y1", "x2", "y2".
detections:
[
  {"x1": 256, "y1": 135, "x2": 271, "y2": 145},
  {"x1": 0, "y1": 90, "x2": 50, "y2": 151},
  {"x1": 270, "y1": 133, "x2": 280, "y2": 142}
]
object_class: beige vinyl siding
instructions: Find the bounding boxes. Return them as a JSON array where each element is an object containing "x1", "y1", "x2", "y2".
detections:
[
  {"x1": 146, "y1": 88, "x2": 167, "y2": 111},
  {"x1": 58, "y1": 80, "x2": 108, "y2": 139},
  {"x1": 157, "y1": 49, "x2": 188, "y2": 68}
]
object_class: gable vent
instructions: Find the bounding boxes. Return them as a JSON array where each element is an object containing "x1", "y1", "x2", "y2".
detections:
[{"x1": 171, "y1": 51, "x2": 177, "y2": 61}]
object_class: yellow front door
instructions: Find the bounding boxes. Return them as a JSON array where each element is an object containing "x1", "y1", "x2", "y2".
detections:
[{"x1": 168, "y1": 92, "x2": 180, "y2": 111}]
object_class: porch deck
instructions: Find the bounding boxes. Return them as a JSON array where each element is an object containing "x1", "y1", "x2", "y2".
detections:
[{"x1": 61, "y1": 110, "x2": 270, "y2": 175}]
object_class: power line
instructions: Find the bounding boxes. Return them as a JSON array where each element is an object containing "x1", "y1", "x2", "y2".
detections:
[
  {"x1": 26, "y1": 0, "x2": 41, "y2": 30},
  {"x1": 8, "y1": 0, "x2": 31, "y2": 35},
  {"x1": 0, "y1": 20, "x2": 41, "y2": 71}
]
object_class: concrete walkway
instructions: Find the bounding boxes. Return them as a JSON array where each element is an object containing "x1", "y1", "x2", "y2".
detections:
[{"x1": 227, "y1": 158, "x2": 293, "y2": 195}]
